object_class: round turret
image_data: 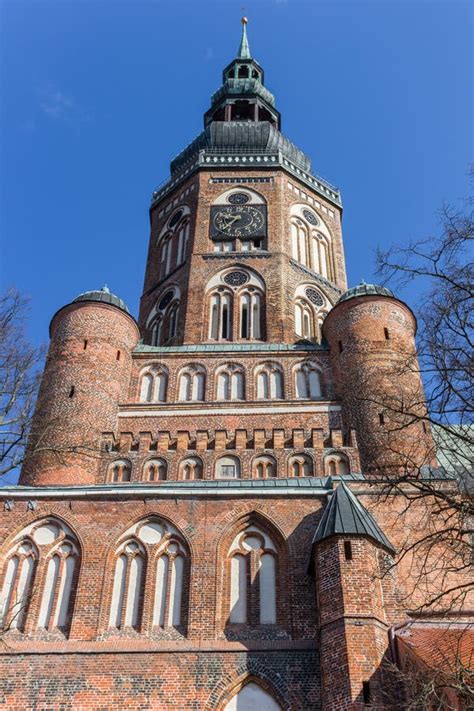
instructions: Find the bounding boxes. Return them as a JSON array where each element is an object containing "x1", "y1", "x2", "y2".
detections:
[
  {"x1": 323, "y1": 283, "x2": 435, "y2": 474},
  {"x1": 21, "y1": 288, "x2": 140, "y2": 486}
]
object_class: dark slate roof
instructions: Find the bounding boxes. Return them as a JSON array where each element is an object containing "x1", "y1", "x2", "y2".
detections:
[
  {"x1": 170, "y1": 121, "x2": 312, "y2": 175},
  {"x1": 72, "y1": 286, "x2": 130, "y2": 315},
  {"x1": 337, "y1": 282, "x2": 394, "y2": 305},
  {"x1": 312, "y1": 481, "x2": 396, "y2": 553}
]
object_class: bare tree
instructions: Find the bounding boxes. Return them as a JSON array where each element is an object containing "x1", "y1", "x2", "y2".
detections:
[{"x1": 0, "y1": 289, "x2": 43, "y2": 482}]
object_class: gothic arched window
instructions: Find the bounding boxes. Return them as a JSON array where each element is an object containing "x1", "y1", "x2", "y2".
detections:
[
  {"x1": 256, "y1": 363, "x2": 283, "y2": 400},
  {"x1": 108, "y1": 459, "x2": 132, "y2": 483},
  {"x1": 215, "y1": 456, "x2": 241, "y2": 479},
  {"x1": 138, "y1": 365, "x2": 168, "y2": 403},
  {"x1": 208, "y1": 289, "x2": 233, "y2": 340},
  {"x1": 143, "y1": 459, "x2": 167, "y2": 481},
  {"x1": 1, "y1": 519, "x2": 79, "y2": 634},
  {"x1": 289, "y1": 454, "x2": 313, "y2": 477},
  {"x1": 294, "y1": 362, "x2": 322, "y2": 400},
  {"x1": 216, "y1": 364, "x2": 245, "y2": 400},
  {"x1": 177, "y1": 365, "x2": 205, "y2": 402},
  {"x1": 179, "y1": 457, "x2": 203, "y2": 480},
  {"x1": 239, "y1": 288, "x2": 262, "y2": 340},
  {"x1": 147, "y1": 287, "x2": 181, "y2": 347},
  {"x1": 108, "y1": 518, "x2": 188, "y2": 633},
  {"x1": 253, "y1": 456, "x2": 277, "y2": 479},
  {"x1": 289, "y1": 205, "x2": 335, "y2": 282},
  {"x1": 228, "y1": 526, "x2": 277, "y2": 626},
  {"x1": 157, "y1": 206, "x2": 191, "y2": 278},
  {"x1": 293, "y1": 285, "x2": 328, "y2": 343}
]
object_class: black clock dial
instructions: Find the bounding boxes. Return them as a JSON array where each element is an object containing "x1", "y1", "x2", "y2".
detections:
[{"x1": 212, "y1": 205, "x2": 265, "y2": 237}]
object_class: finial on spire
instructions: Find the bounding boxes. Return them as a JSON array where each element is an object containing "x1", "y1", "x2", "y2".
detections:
[{"x1": 238, "y1": 16, "x2": 251, "y2": 59}]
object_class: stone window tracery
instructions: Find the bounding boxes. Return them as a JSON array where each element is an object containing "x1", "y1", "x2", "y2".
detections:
[
  {"x1": 256, "y1": 363, "x2": 283, "y2": 399},
  {"x1": 147, "y1": 287, "x2": 181, "y2": 347},
  {"x1": 253, "y1": 456, "x2": 277, "y2": 479},
  {"x1": 228, "y1": 526, "x2": 277, "y2": 626},
  {"x1": 108, "y1": 459, "x2": 132, "y2": 483},
  {"x1": 139, "y1": 365, "x2": 168, "y2": 403},
  {"x1": 294, "y1": 284, "x2": 328, "y2": 343},
  {"x1": 143, "y1": 458, "x2": 167, "y2": 481},
  {"x1": 178, "y1": 365, "x2": 206, "y2": 402},
  {"x1": 216, "y1": 364, "x2": 245, "y2": 400},
  {"x1": 179, "y1": 456, "x2": 203, "y2": 480},
  {"x1": 157, "y1": 207, "x2": 191, "y2": 279},
  {"x1": 1, "y1": 519, "x2": 79, "y2": 635},
  {"x1": 324, "y1": 453, "x2": 350, "y2": 476},
  {"x1": 288, "y1": 453, "x2": 313, "y2": 477},
  {"x1": 206, "y1": 268, "x2": 265, "y2": 342},
  {"x1": 107, "y1": 518, "x2": 188, "y2": 634},
  {"x1": 294, "y1": 362, "x2": 322, "y2": 400}
]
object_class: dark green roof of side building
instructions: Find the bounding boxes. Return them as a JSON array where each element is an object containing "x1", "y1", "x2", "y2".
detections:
[
  {"x1": 72, "y1": 286, "x2": 130, "y2": 315},
  {"x1": 337, "y1": 282, "x2": 394, "y2": 305},
  {"x1": 312, "y1": 481, "x2": 396, "y2": 553}
]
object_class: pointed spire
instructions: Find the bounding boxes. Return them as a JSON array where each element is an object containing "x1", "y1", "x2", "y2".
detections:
[
  {"x1": 312, "y1": 481, "x2": 396, "y2": 553},
  {"x1": 237, "y1": 16, "x2": 251, "y2": 59}
]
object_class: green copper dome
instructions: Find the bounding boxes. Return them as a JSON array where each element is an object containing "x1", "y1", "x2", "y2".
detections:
[
  {"x1": 72, "y1": 286, "x2": 130, "y2": 315},
  {"x1": 337, "y1": 282, "x2": 394, "y2": 305}
]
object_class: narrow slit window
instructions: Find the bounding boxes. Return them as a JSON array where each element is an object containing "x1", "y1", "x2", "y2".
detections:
[
  {"x1": 83, "y1": 340, "x2": 88, "y2": 350},
  {"x1": 362, "y1": 681, "x2": 371, "y2": 705},
  {"x1": 384, "y1": 327, "x2": 390, "y2": 340},
  {"x1": 116, "y1": 350, "x2": 121, "y2": 361},
  {"x1": 338, "y1": 340, "x2": 343, "y2": 353},
  {"x1": 69, "y1": 386, "x2": 75, "y2": 398},
  {"x1": 379, "y1": 413, "x2": 385, "y2": 425},
  {"x1": 343, "y1": 541, "x2": 353, "y2": 561}
]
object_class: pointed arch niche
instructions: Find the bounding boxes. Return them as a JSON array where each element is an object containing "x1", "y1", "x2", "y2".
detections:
[
  {"x1": 218, "y1": 515, "x2": 288, "y2": 638},
  {"x1": 223, "y1": 682, "x2": 282, "y2": 711},
  {"x1": 106, "y1": 517, "x2": 189, "y2": 635},
  {"x1": 0, "y1": 518, "x2": 80, "y2": 636}
]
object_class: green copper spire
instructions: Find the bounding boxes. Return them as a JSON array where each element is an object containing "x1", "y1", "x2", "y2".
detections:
[{"x1": 237, "y1": 17, "x2": 251, "y2": 59}]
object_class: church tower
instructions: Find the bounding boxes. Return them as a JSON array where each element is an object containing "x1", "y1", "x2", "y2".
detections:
[{"x1": 2, "y1": 18, "x2": 466, "y2": 711}]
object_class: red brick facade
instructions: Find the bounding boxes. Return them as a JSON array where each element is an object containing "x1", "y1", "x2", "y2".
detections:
[{"x1": 1, "y1": 22, "x2": 471, "y2": 711}]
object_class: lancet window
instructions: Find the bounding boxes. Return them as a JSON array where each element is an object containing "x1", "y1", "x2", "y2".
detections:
[
  {"x1": 108, "y1": 518, "x2": 188, "y2": 632},
  {"x1": 256, "y1": 363, "x2": 283, "y2": 399},
  {"x1": 294, "y1": 362, "x2": 322, "y2": 400},
  {"x1": 208, "y1": 289, "x2": 233, "y2": 340},
  {"x1": 138, "y1": 365, "x2": 168, "y2": 403},
  {"x1": 227, "y1": 526, "x2": 277, "y2": 626},
  {"x1": 294, "y1": 284, "x2": 328, "y2": 343},
  {"x1": 1, "y1": 519, "x2": 79, "y2": 634},
  {"x1": 157, "y1": 206, "x2": 191, "y2": 279},
  {"x1": 108, "y1": 459, "x2": 132, "y2": 483},
  {"x1": 178, "y1": 365, "x2": 205, "y2": 402},
  {"x1": 147, "y1": 287, "x2": 181, "y2": 347},
  {"x1": 290, "y1": 204, "x2": 335, "y2": 282},
  {"x1": 216, "y1": 364, "x2": 245, "y2": 400}
]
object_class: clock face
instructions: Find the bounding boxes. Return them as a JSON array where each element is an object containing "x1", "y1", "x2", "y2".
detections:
[{"x1": 211, "y1": 205, "x2": 266, "y2": 238}]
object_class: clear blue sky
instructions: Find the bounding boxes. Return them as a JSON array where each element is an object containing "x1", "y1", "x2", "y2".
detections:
[{"x1": 1, "y1": 0, "x2": 472, "y2": 346}]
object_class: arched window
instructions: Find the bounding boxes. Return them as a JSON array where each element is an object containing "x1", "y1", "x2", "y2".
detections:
[
  {"x1": 228, "y1": 526, "x2": 277, "y2": 625},
  {"x1": 295, "y1": 298, "x2": 315, "y2": 340},
  {"x1": 289, "y1": 205, "x2": 335, "y2": 281},
  {"x1": 239, "y1": 288, "x2": 262, "y2": 339},
  {"x1": 205, "y1": 267, "x2": 266, "y2": 342},
  {"x1": 216, "y1": 364, "x2": 245, "y2": 400},
  {"x1": 224, "y1": 683, "x2": 282, "y2": 711},
  {"x1": 159, "y1": 234, "x2": 173, "y2": 280},
  {"x1": 147, "y1": 287, "x2": 181, "y2": 346},
  {"x1": 289, "y1": 454, "x2": 313, "y2": 477},
  {"x1": 324, "y1": 453, "x2": 350, "y2": 476},
  {"x1": 208, "y1": 289, "x2": 233, "y2": 340},
  {"x1": 295, "y1": 362, "x2": 322, "y2": 400},
  {"x1": 178, "y1": 366, "x2": 205, "y2": 402},
  {"x1": 179, "y1": 457, "x2": 203, "y2": 480},
  {"x1": 108, "y1": 518, "x2": 188, "y2": 633},
  {"x1": 157, "y1": 206, "x2": 191, "y2": 278},
  {"x1": 293, "y1": 285, "x2": 328, "y2": 344},
  {"x1": 108, "y1": 459, "x2": 132, "y2": 483},
  {"x1": 1, "y1": 519, "x2": 79, "y2": 634},
  {"x1": 143, "y1": 459, "x2": 167, "y2": 481},
  {"x1": 216, "y1": 456, "x2": 240, "y2": 479},
  {"x1": 253, "y1": 456, "x2": 277, "y2": 479},
  {"x1": 109, "y1": 539, "x2": 145, "y2": 630},
  {"x1": 138, "y1": 366, "x2": 168, "y2": 403},
  {"x1": 256, "y1": 363, "x2": 284, "y2": 400},
  {"x1": 176, "y1": 219, "x2": 190, "y2": 266}
]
